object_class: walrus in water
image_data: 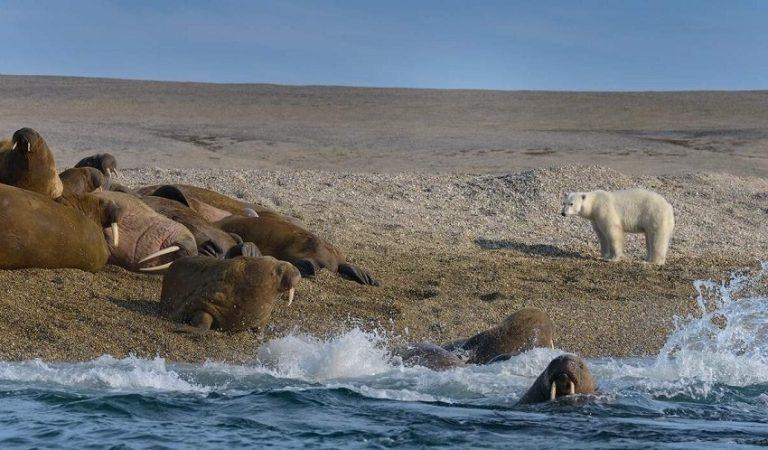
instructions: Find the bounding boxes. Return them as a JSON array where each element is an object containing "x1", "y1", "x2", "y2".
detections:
[
  {"x1": 394, "y1": 342, "x2": 467, "y2": 370},
  {"x1": 60, "y1": 167, "x2": 106, "y2": 194},
  {"x1": 160, "y1": 254, "x2": 300, "y2": 333},
  {"x1": 75, "y1": 153, "x2": 119, "y2": 177},
  {"x1": 91, "y1": 191, "x2": 198, "y2": 272},
  {"x1": 517, "y1": 354, "x2": 597, "y2": 404},
  {"x1": 0, "y1": 128, "x2": 63, "y2": 198},
  {"x1": 0, "y1": 184, "x2": 121, "y2": 271},
  {"x1": 443, "y1": 308, "x2": 554, "y2": 364},
  {"x1": 140, "y1": 187, "x2": 248, "y2": 258}
]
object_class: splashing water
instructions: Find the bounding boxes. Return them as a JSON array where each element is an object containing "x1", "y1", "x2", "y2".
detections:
[{"x1": 0, "y1": 264, "x2": 766, "y2": 448}]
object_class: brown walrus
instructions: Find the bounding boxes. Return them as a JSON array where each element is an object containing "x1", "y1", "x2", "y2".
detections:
[
  {"x1": 442, "y1": 308, "x2": 554, "y2": 364},
  {"x1": 60, "y1": 167, "x2": 106, "y2": 194},
  {"x1": 160, "y1": 255, "x2": 301, "y2": 333},
  {"x1": 0, "y1": 128, "x2": 63, "y2": 198},
  {"x1": 216, "y1": 214, "x2": 379, "y2": 286},
  {"x1": 75, "y1": 153, "x2": 119, "y2": 177},
  {"x1": 140, "y1": 188, "x2": 246, "y2": 258},
  {"x1": 0, "y1": 184, "x2": 120, "y2": 271},
  {"x1": 517, "y1": 354, "x2": 597, "y2": 404},
  {"x1": 394, "y1": 342, "x2": 467, "y2": 370},
  {"x1": 135, "y1": 184, "x2": 276, "y2": 222},
  {"x1": 91, "y1": 191, "x2": 198, "y2": 273}
]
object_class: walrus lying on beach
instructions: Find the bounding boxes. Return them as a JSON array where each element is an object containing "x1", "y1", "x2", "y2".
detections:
[
  {"x1": 140, "y1": 188, "x2": 247, "y2": 258},
  {"x1": 160, "y1": 254, "x2": 300, "y2": 333},
  {"x1": 91, "y1": 191, "x2": 198, "y2": 272},
  {"x1": 517, "y1": 354, "x2": 597, "y2": 404},
  {"x1": 136, "y1": 184, "x2": 271, "y2": 222},
  {"x1": 216, "y1": 214, "x2": 379, "y2": 286},
  {"x1": 0, "y1": 128, "x2": 63, "y2": 198},
  {"x1": 443, "y1": 308, "x2": 554, "y2": 364},
  {"x1": 75, "y1": 153, "x2": 119, "y2": 177},
  {"x1": 0, "y1": 184, "x2": 120, "y2": 271},
  {"x1": 60, "y1": 167, "x2": 106, "y2": 194}
]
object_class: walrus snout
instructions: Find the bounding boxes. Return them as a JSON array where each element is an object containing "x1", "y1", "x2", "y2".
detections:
[
  {"x1": 11, "y1": 127, "x2": 39, "y2": 153},
  {"x1": 139, "y1": 235, "x2": 198, "y2": 273},
  {"x1": 549, "y1": 372, "x2": 576, "y2": 401}
]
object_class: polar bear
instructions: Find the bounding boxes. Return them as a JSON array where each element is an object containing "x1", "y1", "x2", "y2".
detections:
[{"x1": 561, "y1": 189, "x2": 674, "y2": 265}]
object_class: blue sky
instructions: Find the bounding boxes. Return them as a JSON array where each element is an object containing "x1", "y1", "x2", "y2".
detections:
[{"x1": 1, "y1": 0, "x2": 766, "y2": 90}]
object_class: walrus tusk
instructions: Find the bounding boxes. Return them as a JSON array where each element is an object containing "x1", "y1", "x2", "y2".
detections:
[
  {"x1": 138, "y1": 245, "x2": 180, "y2": 264},
  {"x1": 139, "y1": 262, "x2": 173, "y2": 272},
  {"x1": 286, "y1": 288, "x2": 295, "y2": 306},
  {"x1": 568, "y1": 381, "x2": 575, "y2": 395},
  {"x1": 550, "y1": 382, "x2": 557, "y2": 401},
  {"x1": 550, "y1": 339, "x2": 555, "y2": 349},
  {"x1": 27, "y1": 142, "x2": 31, "y2": 152},
  {"x1": 111, "y1": 223, "x2": 119, "y2": 247},
  {"x1": 11, "y1": 142, "x2": 17, "y2": 150}
]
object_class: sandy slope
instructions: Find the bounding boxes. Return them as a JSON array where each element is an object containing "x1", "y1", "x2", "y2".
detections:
[{"x1": 1, "y1": 75, "x2": 766, "y2": 177}]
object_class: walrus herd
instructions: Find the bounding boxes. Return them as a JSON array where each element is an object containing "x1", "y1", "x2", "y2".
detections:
[{"x1": 0, "y1": 128, "x2": 598, "y2": 405}]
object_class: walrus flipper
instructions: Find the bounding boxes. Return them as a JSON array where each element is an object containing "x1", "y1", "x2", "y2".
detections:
[
  {"x1": 151, "y1": 185, "x2": 192, "y2": 208},
  {"x1": 225, "y1": 242, "x2": 261, "y2": 259},
  {"x1": 338, "y1": 263, "x2": 379, "y2": 286},
  {"x1": 294, "y1": 259, "x2": 317, "y2": 278},
  {"x1": 199, "y1": 240, "x2": 226, "y2": 258}
]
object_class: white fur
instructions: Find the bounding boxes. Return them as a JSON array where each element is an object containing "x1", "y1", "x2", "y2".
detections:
[{"x1": 561, "y1": 189, "x2": 675, "y2": 265}]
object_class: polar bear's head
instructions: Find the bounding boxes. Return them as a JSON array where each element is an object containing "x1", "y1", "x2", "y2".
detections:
[{"x1": 561, "y1": 192, "x2": 588, "y2": 216}]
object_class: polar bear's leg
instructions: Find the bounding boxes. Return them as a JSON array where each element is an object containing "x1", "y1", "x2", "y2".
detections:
[
  {"x1": 648, "y1": 218, "x2": 673, "y2": 265},
  {"x1": 605, "y1": 223, "x2": 625, "y2": 261},
  {"x1": 591, "y1": 221, "x2": 610, "y2": 258}
]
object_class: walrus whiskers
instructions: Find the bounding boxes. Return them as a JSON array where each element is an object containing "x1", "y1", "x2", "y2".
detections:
[
  {"x1": 111, "y1": 223, "x2": 119, "y2": 247},
  {"x1": 138, "y1": 246, "x2": 181, "y2": 264},
  {"x1": 286, "y1": 287, "x2": 295, "y2": 306},
  {"x1": 550, "y1": 382, "x2": 557, "y2": 401},
  {"x1": 139, "y1": 262, "x2": 173, "y2": 272}
]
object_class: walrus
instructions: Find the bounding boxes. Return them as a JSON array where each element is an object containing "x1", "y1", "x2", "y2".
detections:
[
  {"x1": 135, "y1": 184, "x2": 277, "y2": 222},
  {"x1": 60, "y1": 166, "x2": 106, "y2": 194},
  {"x1": 394, "y1": 342, "x2": 467, "y2": 371},
  {"x1": 0, "y1": 128, "x2": 64, "y2": 198},
  {"x1": 160, "y1": 255, "x2": 301, "y2": 333},
  {"x1": 517, "y1": 354, "x2": 597, "y2": 404},
  {"x1": 0, "y1": 184, "x2": 120, "y2": 271},
  {"x1": 75, "y1": 153, "x2": 119, "y2": 177},
  {"x1": 443, "y1": 308, "x2": 554, "y2": 364},
  {"x1": 91, "y1": 191, "x2": 198, "y2": 272},
  {"x1": 216, "y1": 214, "x2": 378, "y2": 286},
  {"x1": 140, "y1": 188, "x2": 247, "y2": 258}
]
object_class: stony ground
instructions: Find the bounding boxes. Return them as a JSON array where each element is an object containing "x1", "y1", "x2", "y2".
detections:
[{"x1": 0, "y1": 165, "x2": 765, "y2": 361}]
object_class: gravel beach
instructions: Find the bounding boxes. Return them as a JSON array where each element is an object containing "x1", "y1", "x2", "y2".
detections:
[{"x1": 0, "y1": 76, "x2": 766, "y2": 362}]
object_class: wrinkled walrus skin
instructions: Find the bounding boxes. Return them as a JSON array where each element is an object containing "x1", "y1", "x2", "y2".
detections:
[
  {"x1": 216, "y1": 214, "x2": 379, "y2": 286},
  {"x1": 517, "y1": 354, "x2": 597, "y2": 404},
  {"x1": 0, "y1": 128, "x2": 63, "y2": 198},
  {"x1": 442, "y1": 308, "x2": 555, "y2": 364},
  {"x1": 160, "y1": 255, "x2": 301, "y2": 333},
  {"x1": 60, "y1": 167, "x2": 106, "y2": 194},
  {"x1": 0, "y1": 184, "x2": 116, "y2": 271}
]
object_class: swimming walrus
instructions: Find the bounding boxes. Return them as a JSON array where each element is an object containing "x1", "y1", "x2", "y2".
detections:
[
  {"x1": 517, "y1": 354, "x2": 597, "y2": 404},
  {"x1": 160, "y1": 254, "x2": 300, "y2": 333},
  {"x1": 140, "y1": 188, "x2": 248, "y2": 258},
  {"x1": 394, "y1": 342, "x2": 467, "y2": 370},
  {"x1": 216, "y1": 214, "x2": 379, "y2": 286},
  {"x1": 0, "y1": 184, "x2": 121, "y2": 271},
  {"x1": 60, "y1": 166, "x2": 106, "y2": 194},
  {"x1": 0, "y1": 128, "x2": 64, "y2": 198},
  {"x1": 75, "y1": 153, "x2": 119, "y2": 177},
  {"x1": 90, "y1": 191, "x2": 198, "y2": 273},
  {"x1": 442, "y1": 308, "x2": 554, "y2": 364}
]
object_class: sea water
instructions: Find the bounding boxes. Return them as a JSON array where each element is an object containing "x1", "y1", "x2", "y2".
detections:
[{"x1": 0, "y1": 264, "x2": 766, "y2": 449}]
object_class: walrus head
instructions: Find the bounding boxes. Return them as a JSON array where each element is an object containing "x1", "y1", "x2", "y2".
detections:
[
  {"x1": 11, "y1": 128, "x2": 41, "y2": 153},
  {"x1": 517, "y1": 354, "x2": 596, "y2": 405},
  {"x1": 56, "y1": 192, "x2": 123, "y2": 248},
  {"x1": 75, "y1": 153, "x2": 119, "y2": 177}
]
